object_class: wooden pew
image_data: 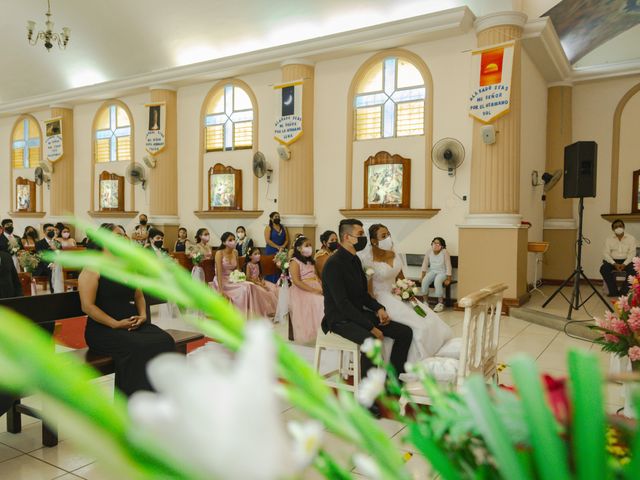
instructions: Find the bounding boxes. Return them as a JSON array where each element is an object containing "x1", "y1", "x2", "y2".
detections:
[
  {"x1": 171, "y1": 251, "x2": 281, "y2": 281},
  {"x1": 0, "y1": 291, "x2": 204, "y2": 447}
]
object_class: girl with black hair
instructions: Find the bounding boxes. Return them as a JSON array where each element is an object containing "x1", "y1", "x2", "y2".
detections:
[
  {"x1": 235, "y1": 225, "x2": 254, "y2": 257},
  {"x1": 264, "y1": 212, "x2": 289, "y2": 283},
  {"x1": 314, "y1": 230, "x2": 338, "y2": 277},
  {"x1": 419, "y1": 236, "x2": 452, "y2": 312},
  {"x1": 188, "y1": 228, "x2": 213, "y2": 259},
  {"x1": 244, "y1": 246, "x2": 278, "y2": 316},
  {"x1": 174, "y1": 227, "x2": 190, "y2": 253},
  {"x1": 289, "y1": 236, "x2": 324, "y2": 343}
]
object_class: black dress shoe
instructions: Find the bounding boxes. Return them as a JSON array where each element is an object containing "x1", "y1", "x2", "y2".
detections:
[{"x1": 368, "y1": 403, "x2": 382, "y2": 418}]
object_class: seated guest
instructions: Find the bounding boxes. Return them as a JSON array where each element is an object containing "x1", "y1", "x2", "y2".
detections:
[
  {"x1": 54, "y1": 222, "x2": 65, "y2": 238},
  {"x1": 58, "y1": 225, "x2": 77, "y2": 248},
  {"x1": 146, "y1": 228, "x2": 168, "y2": 256},
  {"x1": 0, "y1": 250, "x2": 22, "y2": 299},
  {"x1": 322, "y1": 219, "x2": 412, "y2": 378},
  {"x1": 601, "y1": 219, "x2": 637, "y2": 297},
  {"x1": 34, "y1": 223, "x2": 60, "y2": 293},
  {"x1": 173, "y1": 227, "x2": 190, "y2": 253},
  {"x1": 362, "y1": 224, "x2": 451, "y2": 362},
  {"x1": 419, "y1": 237, "x2": 452, "y2": 313},
  {"x1": 243, "y1": 246, "x2": 278, "y2": 317},
  {"x1": 264, "y1": 212, "x2": 289, "y2": 283},
  {"x1": 0, "y1": 219, "x2": 23, "y2": 271},
  {"x1": 187, "y1": 228, "x2": 213, "y2": 283},
  {"x1": 117, "y1": 225, "x2": 130, "y2": 241},
  {"x1": 289, "y1": 236, "x2": 325, "y2": 343},
  {"x1": 131, "y1": 214, "x2": 151, "y2": 245},
  {"x1": 235, "y1": 226, "x2": 254, "y2": 257},
  {"x1": 213, "y1": 232, "x2": 259, "y2": 315},
  {"x1": 22, "y1": 225, "x2": 39, "y2": 248},
  {"x1": 314, "y1": 230, "x2": 338, "y2": 277},
  {"x1": 79, "y1": 224, "x2": 175, "y2": 396}
]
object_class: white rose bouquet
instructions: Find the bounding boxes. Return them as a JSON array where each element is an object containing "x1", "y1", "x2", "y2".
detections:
[
  {"x1": 229, "y1": 269, "x2": 246, "y2": 283},
  {"x1": 392, "y1": 278, "x2": 426, "y2": 317},
  {"x1": 8, "y1": 237, "x2": 21, "y2": 256}
]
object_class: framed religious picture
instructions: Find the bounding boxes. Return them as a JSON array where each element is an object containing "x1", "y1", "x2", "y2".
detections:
[
  {"x1": 99, "y1": 171, "x2": 124, "y2": 212},
  {"x1": 208, "y1": 164, "x2": 242, "y2": 210},
  {"x1": 363, "y1": 151, "x2": 410, "y2": 209},
  {"x1": 15, "y1": 177, "x2": 36, "y2": 213},
  {"x1": 633, "y1": 169, "x2": 640, "y2": 214}
]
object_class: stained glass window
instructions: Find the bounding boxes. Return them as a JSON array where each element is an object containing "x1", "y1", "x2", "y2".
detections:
[
  {"x1": 95, "y1": 105, "x2": 132, "y2": 163},
  {"x1": 205, "y1": 85, "x2": 253, "y2": 151}
]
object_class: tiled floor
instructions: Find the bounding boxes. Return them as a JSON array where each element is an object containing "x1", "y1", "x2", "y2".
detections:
[{"x1": 0, "y1": 301, "x2": 624, "y2": 479}]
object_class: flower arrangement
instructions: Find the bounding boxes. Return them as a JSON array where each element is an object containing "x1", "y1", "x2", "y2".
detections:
[
  {"x1": 229, "y1": 269, "x2": 246, "y2": 283},
  {"x1": 7, "y1": 237, "x2": 21, "y2": 256},
  {"x1": 189, "y1": 251, "x2": 204, "y2": 266},
  {"x1": 17, "y1": 250, "x2": 39, "y2": 273},
  {"x1": 364, "y1": 266, "x2": 375, "y2": 278},
  {"x1": 0, "y1": 222, "x2": 638, "y2": 480},
  {"x1": 592, "y1": 257, "x2": 640, "y2": 369},
  {"x1": 274, "y1": 249, "x2": 291, "y2": 287},
  {"x1": 392, "y1": 278, "x2": 426, "y2": 317}
]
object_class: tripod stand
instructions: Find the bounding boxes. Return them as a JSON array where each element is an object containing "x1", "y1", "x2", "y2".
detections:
[{"x1": 542, "y1": 197, "x2": 613, "y2": 319}]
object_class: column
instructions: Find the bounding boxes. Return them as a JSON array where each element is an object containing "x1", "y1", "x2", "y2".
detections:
[
  {"x1": 49, "y1": 106, "x2": 74, "y2": 216},
  {"x1": 458, "y1": 12, "x2": 529, "y2": 306},
  {"x1": 148, "y1": 86, "x2": 180, "y2": 248},
  {"x1": 278, "y1": 60, "x2": 317, "y2": 246},
  {"x1": 543, "y1": 84, "x2": 576, "y2": 280}
]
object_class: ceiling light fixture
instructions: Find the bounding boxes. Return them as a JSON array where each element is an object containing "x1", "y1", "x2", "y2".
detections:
[{"x1": 26, "y1": 0, "x2": 70, "y2": 52}]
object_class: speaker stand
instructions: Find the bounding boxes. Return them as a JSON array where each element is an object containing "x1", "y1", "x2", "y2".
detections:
[{"x1": 542, "y1": 197, "x2": 613, "y2": 319}]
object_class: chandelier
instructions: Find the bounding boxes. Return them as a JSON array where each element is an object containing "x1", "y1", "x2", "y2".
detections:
[{"x1": 26, "y1": 0, "x2": 70, "y2": 52}]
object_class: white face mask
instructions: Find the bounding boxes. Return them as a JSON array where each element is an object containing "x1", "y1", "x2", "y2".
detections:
[
  {"x1": 226, "y1": 240, "x2": 237, "y2": 249},
  {"x1": 377, "y1": 236, "x2": 394, "y2": 251},
  {"x1": 252, "y1": 255, "x2": 261, "y2": 263},
  {"x1": 301, "y1": 246, "x2": 313, "y2": 257},
  {"x1": 614, "y1": 227, "x2": 624, "y2": 236},
  {"x1": 62, "y1": 232, "x2": 70, "y2": 239},
  {"x1": 201, "y1": 235, "x2": 210, "y2": 243}
]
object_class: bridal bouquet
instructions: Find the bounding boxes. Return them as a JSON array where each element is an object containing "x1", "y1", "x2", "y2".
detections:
[
  {"x1": 591, "y1": 257, "x2": 640, "y2": 370},
  {"x1": 274, "y1": 249, "x2": 289, "y2": 271},
  {"x1": 8, "y1": 237, "x2": 21, "y2": 256},
  {"x1": 189, "y1": 251, "x2": 204, "y2": 266},
  {"x1": 392, "y1": 278, "x2": 426, "y2": 317},
  {"x1": 229, "y1": 269, "x2": 246, "y2": 283}
]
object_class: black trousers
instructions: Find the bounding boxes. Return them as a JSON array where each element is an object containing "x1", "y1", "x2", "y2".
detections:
[
  {"x1": 600, "y1": 260, "x2": 635, "y2": 296},
  {"x1": 330, "y1": 314, "x2": 413, "y2": 376}
]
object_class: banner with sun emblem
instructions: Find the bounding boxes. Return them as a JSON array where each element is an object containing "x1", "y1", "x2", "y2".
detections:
[
  {"x1": 469, "y1": 42, "x2": 514, "y2": 123},
  {"x1": 274, "y1": 80, "x2": 303, "y2": 145}
]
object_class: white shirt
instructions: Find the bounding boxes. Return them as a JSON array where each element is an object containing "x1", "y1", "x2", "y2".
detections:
[{"x1": 603, "y1": 233, "x2": 637, "y2": 265}]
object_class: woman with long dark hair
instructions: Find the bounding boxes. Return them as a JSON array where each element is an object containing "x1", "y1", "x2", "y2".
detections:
[
  {"x1": 263, "y1": 212, "x2": 289, "y2": 283},
  {"x1": 314, "y1": 230, "x2": 338, "y2": 277},
  {"x1": 78, "y1": 224, "x2": 175, "y2": 396},
  {"x1": 243, "y1": 246, "x2": 278, "y2": 317}
]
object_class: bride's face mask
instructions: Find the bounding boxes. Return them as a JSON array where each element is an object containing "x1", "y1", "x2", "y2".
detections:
[
  {"x1": 377, "y1": 236, "x2": 394, "y2": 251},
  {"x1": 432, "y1": 241, "x2": 442, "y2": 252}
]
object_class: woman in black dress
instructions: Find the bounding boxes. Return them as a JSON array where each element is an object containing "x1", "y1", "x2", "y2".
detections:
[{"x1": 79, "y1": 224, "x2": 175, "y2": 396}]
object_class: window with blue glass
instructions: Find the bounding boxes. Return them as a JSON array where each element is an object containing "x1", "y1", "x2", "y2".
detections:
[
  {"x1": 354, "y1": 57, "x2": 425, "y2": 140},
  {"x1": 95, "y1": 104, "x2": 132, "y2": 163},
  {"x1": 204, "y1": 84, "x2": 253, "y2": 151}
]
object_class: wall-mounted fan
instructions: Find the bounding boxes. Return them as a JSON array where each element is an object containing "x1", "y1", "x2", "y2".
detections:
[
  {"x1": 531, "y1": 169, "x2": 562, "y2": 201},
  {"x1": 253, "y1": 151, "x2": 273, "y2": 183},
  {"x1": 126, "y1": 162, "x2": 147, "y2": 190},
  {"x1": 431, "y1": 138, "x2": 465, "y2": 177},
  {"x1": 34, "y1": 166, "x2": 51, "y2": 189},
  {"x1": 277, "y1": 144, "x2": 290, "y2": 161},
  {"x1": 143, "y1": 156, "x2": 157, "y2": 169}
]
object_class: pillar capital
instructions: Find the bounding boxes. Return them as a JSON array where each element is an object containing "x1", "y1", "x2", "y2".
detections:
[
  {"x1": 474, "y1": 11, "x2": 527, "y2": 35},
  {"x1": 149, "y1": 84, "x2": 177, "y2": 92},
  {"x1": 281, "y1": 58, "x2": 315, "y2": 67}
]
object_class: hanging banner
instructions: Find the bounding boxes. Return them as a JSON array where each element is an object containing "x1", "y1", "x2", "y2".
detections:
[
  {"x1": 145, "y1": 102, "x2": 166, "y2": 155},
  {"x1": 274, "y1": 80, "x2": 303, "y2": 145},
  {"x1": 44, "y1": 117, "x2": 63, "y2": 162},
  {"x1": 468, "y1": 42, "x2": 514, "y2": 123}
]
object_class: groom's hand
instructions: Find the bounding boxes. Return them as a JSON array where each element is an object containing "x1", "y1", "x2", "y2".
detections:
[
  {"x1": 377, "y1": 308, "x2": 390, "y2": 326},
  {"x1": 370, "y1": 327, "x2": 384, "y2": 341}
]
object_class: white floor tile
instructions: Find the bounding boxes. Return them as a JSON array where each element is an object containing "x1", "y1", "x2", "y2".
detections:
[
  {"x1": 0, "y1": 454, "x2": 65, "y2": 480},
  {"x1": 0, "y1": 422, "x2": 50, "y2": 454},
  {"x1": 0, "y1": 442, "x2": 23, "y2": 463},
  {"x1": 30, "y1": 440, "x2": 94, "y2": 472},
  {"x1": 72, "y1": 462, "x2": 119, "y2": 480}
]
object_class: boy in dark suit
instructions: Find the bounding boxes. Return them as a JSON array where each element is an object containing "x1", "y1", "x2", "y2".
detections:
[
  {"x1": 0, "y1": 218, "x2": 23, "y2": 254},
  {"x1": 34, "y1": 223, "x2": 59, "y2": 293}
]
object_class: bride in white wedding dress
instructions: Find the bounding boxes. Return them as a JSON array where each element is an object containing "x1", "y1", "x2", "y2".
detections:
[{"x1": 360, "y1": 224, "x2": 452, "y2": 363}]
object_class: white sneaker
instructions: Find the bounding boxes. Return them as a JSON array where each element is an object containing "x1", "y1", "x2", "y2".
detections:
[{"x1": 433, "y1": 303, "x2": 444, "y2": 313}]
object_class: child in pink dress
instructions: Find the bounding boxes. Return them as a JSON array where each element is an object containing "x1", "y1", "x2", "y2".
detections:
[
  {"x1": 213, "y1": 232, "x2": 259, "y2": 316},
  {"x1": 288, "y1": 236, "x2": 324, "y2": 343},
  {"x1": 244, "y1": 247, "x2": 278, "y2": 317}
]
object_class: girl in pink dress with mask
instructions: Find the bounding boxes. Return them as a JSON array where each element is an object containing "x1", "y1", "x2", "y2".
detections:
[
  {"x1": 288, "y1": 236, "x2": 324, "y2": 343},
  {"x1": 244, "y1": 247, "x2": 278, "y2": 317}
]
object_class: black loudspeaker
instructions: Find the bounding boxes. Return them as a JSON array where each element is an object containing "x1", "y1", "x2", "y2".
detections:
[{"x1": 563, "y1": 141, "x2": 597, "y2": 198}]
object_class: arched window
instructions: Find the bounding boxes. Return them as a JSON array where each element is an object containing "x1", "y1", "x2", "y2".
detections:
[
  {"x1": 12, "y1": 116, "x2": 41, "y2": 168},
  {"x1": 204, "y1": 84, "x2": 253, "y2": 151},
  {"x1": 354, "y1": 57, "x2": 425, "y2": 140},
  {"x1": 94, "y1": 104, "x2": 132, "y2": 163}
]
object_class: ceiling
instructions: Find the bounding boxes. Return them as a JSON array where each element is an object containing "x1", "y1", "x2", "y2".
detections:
[{"x1": 1, "y1": 0, "x2": 639, "y2": 110}]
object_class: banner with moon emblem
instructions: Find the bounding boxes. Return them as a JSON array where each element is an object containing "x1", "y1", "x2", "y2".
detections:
[
  {"x1": 44, "y1": 117, "x2": 63, "y2": 162},
  {"x1": 145, "y1": 102, "x2": 166, "y2": 155},
  {"x1": 274, "y1": 80, "x2": 303, "y2": 145},
  {"x1": 468, "y1": 42, "x2": 514, "y2": 123}
]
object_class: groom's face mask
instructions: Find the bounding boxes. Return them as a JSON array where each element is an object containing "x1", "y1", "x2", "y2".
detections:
[{"x1": 348, "y1": 232, "x2": 368, "y2": 252}]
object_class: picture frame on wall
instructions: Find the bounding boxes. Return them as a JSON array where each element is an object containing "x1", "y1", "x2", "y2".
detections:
[
  {"x1": 208, "y1": 164, "x2": 242, "y2": 210},
  {"x1": 363, "y1": 151, "x2": 410, "y2": 209},
  {"x1": 633, "y1": 169, "x2": 640, "y2": 214},
  {"x1": 99, "y1": 171, "x2": 124, "y2": 212},
  {"x1": 15, "y1": 177, "x2": 35, "y2": 213}
]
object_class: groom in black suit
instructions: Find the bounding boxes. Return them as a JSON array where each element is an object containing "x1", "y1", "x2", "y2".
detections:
[
  {"x1": 321, "y1": 218, "x2": 412, "y2": 377},
  {"x1": 0, "y1": 219, "x2": 23, "y2": 254}
]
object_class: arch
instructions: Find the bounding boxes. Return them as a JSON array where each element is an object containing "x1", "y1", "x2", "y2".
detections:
[
  {"x1": 345, "y1": 49, "x2": 434, "y2": 209},
  {"x1": 9, "y1": 114, "x2": 44, "y2": 212},
  {"x1": 198, "y1": 79, "x2": 259, "y2": 211},
  {"x1": 90, "y1": 99, "x2": 136, "y2": 212},
  {"x1": 611, "y1": 81, "x2": 640, "y2": 213}
]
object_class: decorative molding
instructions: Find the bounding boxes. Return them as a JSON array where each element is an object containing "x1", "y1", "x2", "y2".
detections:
[
  {"x1": 460, "y1": 213, "x2": 523, "y2": 228},
  {"x1": 543, "y1": 218, "x2": 577, "y2": 230},
  {"x1": 48, "y1": 104, "x2": 73, "y2": 110},
  {"x1": 601, "y1": 213, "x2": 640, "y2": 222},
  {"x1": 194, "y1": 210, "x2": 263, "y2": 219},
  {"x1": 148, "y1": 85, "x2": 177, "y2": 91},
  {"x1": 521, "y1": 17, "x2": 571, "y2": 83},
  {"x1": 8, "y1": 211, "x2": 46, "y2": 218},
  {"x1": 0, "y1": 7, "x2": 475, "y2": 116},
  {"x1": 148, "y1": 215, "x2": 181, "y2": 224},
  {"x1": 339, "y1": 208, "x2": 440, "y2": 219},
  {"x1": 87, "y1": 210, "x2": 139, "y2": 218},
  {"x1": 572, "y1": 59, "x2": 640, "y2": 83},
  {"x1": 281, "y1": 59, "x2": 315, "y2": 67},
  {"x1": 474, "y1": 11, "x2": 527, "y2": 34},
  {"x1": 281, "y1": 214, "x2": 317, "y2": 227}
]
